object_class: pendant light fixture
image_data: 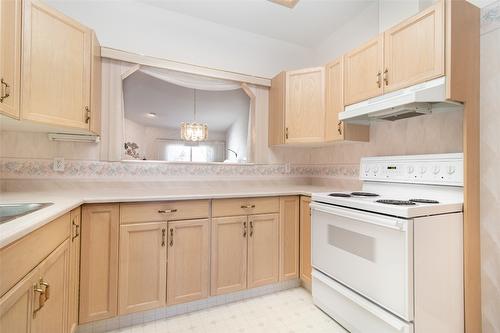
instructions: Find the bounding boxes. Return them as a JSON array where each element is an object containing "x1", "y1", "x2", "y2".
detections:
[{"x1": 180, "y1": 89, "x2": 208, "y2": 142}]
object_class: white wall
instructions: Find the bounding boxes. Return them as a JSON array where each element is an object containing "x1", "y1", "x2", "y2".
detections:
[
  {"x1": 379, "y1": 0, "x2": 420, "y2": 32},
  {"x1": 225, "y1": 114, "x2": 249, "y2": 162},
  {"x1": 46, "y1": 0, "x2": 316, "y2": 79}
]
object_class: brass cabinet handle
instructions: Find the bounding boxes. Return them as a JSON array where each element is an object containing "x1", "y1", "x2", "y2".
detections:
[
  {"x1": 240, "y1": 205, "x2": 255, "y2": 209},
  {"x1": 249, "y1": 221, "x2": 254, "y2": 237},
  {"x1": 376, "y1": 72, "x2": 382, "y2": 88},
  {"x1": 383, "y1": 69, "x2": 389, "y2": 86},
  {"x1": 0, "y1": 78, "x2": 10, "y2": 102},
  {"x1": 337, "y1": 121, "x2": 343, "y2": 135},
  {"x1": 285, "y1": 127, "x2": 289, "y2": 140},
  {"x1": 33, "y1": 286, "x2": 46, "y2": 316},
  {"x1": 84, "y1": 106, "x2": 90, "y2": 124},
  {"x1": 169, "y1": 228, "x2": 174, "y2": 247},
  {"x1": 39, "y1": 279, "x2": 50, "y2": 300},
  {"x1": 71, "y1": 219, "x2": 80, "y2": 241},
  {"x1": 161, "y1": 228, "x2": 166, "y2": 247},
  {"x1": 158, "y1": 209, "x2": 177, "y2": 214},
  {"x1": 243, "y1": 221, "x2": 247, "y2": 238}
]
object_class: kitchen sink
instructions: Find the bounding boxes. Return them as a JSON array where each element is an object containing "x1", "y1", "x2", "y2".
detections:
[{"x1": 0, "y1": 203, "x2": 54, "y2": 224}]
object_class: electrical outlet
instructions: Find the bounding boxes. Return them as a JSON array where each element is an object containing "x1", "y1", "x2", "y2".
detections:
[{"x1": 53, "y1": 157, "x2": 65, "y2": 172}]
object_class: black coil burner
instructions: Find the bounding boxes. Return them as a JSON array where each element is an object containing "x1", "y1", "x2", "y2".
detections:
[
  {"x1": 351, "y1": 192, "x2": 379, "y2": 197},
  {"x1": 409, "y1": 199, "x2": 440, "y2": 204},
  {"x1": 376, "y1": 199, "x2": 416, "y2": 206},
  {"x1": 328, "y1": 193, "x2": 352, "y2": 197}
]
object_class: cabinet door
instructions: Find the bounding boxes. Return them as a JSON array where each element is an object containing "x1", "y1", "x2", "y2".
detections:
[
  {"x1": 211, "y1": 216, "x2": 248, "y2": 295},
  {"x1": 344, "y1": 35, "x2": 384, "y2": 105},
  {"x1": 384, "y1": 1, "x2": 444, "y2": 93},
  {"x1": 285, "y1": 67, "x2": 325, "y2": 143},
  {"x1": 21, "y1": 0, "x2": 92, "y2": 130},
  {"x1": 268, "y1": 71, "x2": 286, "y2": 146},
  {"x1": 119, "y1": 222, "x2": 167, "y2": 314},
  {"x1": 167, "y1": 219, "x2": 209, "y2": 305},
  {"x1": 325, "y1": 58, "x2": 345, "y2": 142},
  {"x1": 0, "y1": 0, "x2": 22, "y2": 119},
  {"x1": 247, "y1": 214, "x2": 279, "y2": 288},
  {"x1": 68, "y1": 207, "x2": 81, "y2": 333},
  {"x1": 89, "y1": 32, "x2": 101, "y2": 135},
  {"x1": 299, "y1": 196, "x2": 312, "y2": 290},
  {"x1": 0, "y1": 266, "x2": 38, "y2": 333},
  {"x1": 80, "y1": 204, "x2": 119, "y2": 323},
  {"x1": 31, "y1": 240, "x2": 70, "y2": 333},
  {"x1": 279, "y1": 196, "x2": 300, "y2": 281}
]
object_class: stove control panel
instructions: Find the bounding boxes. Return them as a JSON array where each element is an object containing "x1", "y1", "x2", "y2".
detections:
[{"x1": 360, "y1": 153, "x2": 464, "y2": 186}]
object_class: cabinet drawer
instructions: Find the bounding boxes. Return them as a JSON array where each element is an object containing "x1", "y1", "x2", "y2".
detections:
[
  {"x1": 212, "y1": 197, "x2": 279, "y2": 217},
  {"x1": 120, "y1": 200, "x2": 209, "y2": 224},
  {"x1": 0, "y1": 213, "x2": 70, "y2": 297}
]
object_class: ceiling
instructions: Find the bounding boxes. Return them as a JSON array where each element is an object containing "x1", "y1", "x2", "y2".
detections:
[
  {"x1": 123, "y1": 71, "x2": 250, "y2": 132},
  {"x1": 136, "y1": 0, "x2": 376, "y2": 47}
]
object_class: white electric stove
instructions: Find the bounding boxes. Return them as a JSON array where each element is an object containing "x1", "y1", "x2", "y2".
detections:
[{"x1": 311, "y1": 153, "x2": 464, "y2": 333}]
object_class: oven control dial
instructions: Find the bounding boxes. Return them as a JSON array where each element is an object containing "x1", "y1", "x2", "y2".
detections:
[
  {"x1": 372, "y1": 166, "x2": 379, "y2": 175},
  {"x1": 433, "y1": 165, "x2": 441, "y2": 175},
  {"x1": 420, "y1": 166, "x2": 427, "y2": 174},
  {"x1": 407, "y1": 166, "x2": 415, "y2": 174},
  {"x1": 447, "y1": 165, "x2": 456, "y2": 175}
]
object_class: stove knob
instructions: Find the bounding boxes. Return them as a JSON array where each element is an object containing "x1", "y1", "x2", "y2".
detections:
[
  {"x1": 407, "y1": 166, "x2": 415, "y2": 174},
  {"x1": 447, "y1": 165, "x2": 456, "y2": 175},
  {"x1": 364, "y1": 165, "x2": 371, "y2": 173},
  {"x1": 420, "y1": 166, "x2": 427, "y2": 174},
  {"x1": 433, "y1": 166, "x2": 441, "y2": 175}
]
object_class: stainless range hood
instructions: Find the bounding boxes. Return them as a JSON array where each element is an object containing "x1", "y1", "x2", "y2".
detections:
[{"x1": 339, "y1": 77, "x2": 463, "y2": 123}]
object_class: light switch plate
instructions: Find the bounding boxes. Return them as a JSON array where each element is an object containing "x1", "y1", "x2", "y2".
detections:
[{"x1": 53, "y1": 157, "x2": 65, "y2": 172}]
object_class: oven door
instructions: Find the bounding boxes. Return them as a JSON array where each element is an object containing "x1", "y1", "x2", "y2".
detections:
[{"x1": 311, "y1": 201, "x2": 413, "y2": 320}]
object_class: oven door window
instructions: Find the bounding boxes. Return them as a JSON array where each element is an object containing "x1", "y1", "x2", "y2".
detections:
[{"x1": 311, "y1": 202, "x2": 413, "y2": 321}]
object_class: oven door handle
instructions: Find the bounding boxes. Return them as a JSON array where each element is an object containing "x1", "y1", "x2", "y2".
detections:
[{"x1": 310, "y1": 202, "x2": 407, "y2": 231}]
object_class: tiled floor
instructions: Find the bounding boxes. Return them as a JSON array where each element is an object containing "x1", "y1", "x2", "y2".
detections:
[{"x1": 103, "y1": 288, "x2": 347, "y2": 333}]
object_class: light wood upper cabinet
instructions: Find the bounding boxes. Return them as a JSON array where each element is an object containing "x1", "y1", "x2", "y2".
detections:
[
  {"x1": 119, "y1": 222, "x2": 167, "y2": 315},
  {"x1": 89, "y1": 32, "x2": 102, "y2": 134},
  {"x1": 268, "y1": 67, "x2": 325, "y2": 145},
  {"x1": 167, "y1": 219, "x2": 209, "y2": 305},
  {"x1": 68, "y1": 207, "x2": 81, "y2": 333},
  {"x1": 384, "y1": 1, "x2": 444, "y2": 93},
  {"x1": 279, "y1": 196, "x2": 300, "y2": 281},
  {"x1": 211, "y1": 216, "x2": 248, "y2": 296},
  {"x1": 247, "y1": 214, "x2": 279, "y2": 289},
  {"x1": 344, "y1": 34, "x2": 384, "y2": 106},
  {"x1": 80, "y1": 204, "x2": 119, "y2": 324},
  {"x1": 0, "y1": 0, "x2": 22, "y2": 119},
  {"x1": 21, "y1": 0, "x2": 100, "y2": 134},
  {"x1": 325, "y1": 57, "x2": 369, "y2": 142},
  {"x1": 31, "y1": 241, "x2": 70, "y2": 333},
  {"x1": 285, "y1": 68, "x2": 325, "y2": 143},
  {"x1": 299, "y1": 196, "x2": 312, "y2": 290}
]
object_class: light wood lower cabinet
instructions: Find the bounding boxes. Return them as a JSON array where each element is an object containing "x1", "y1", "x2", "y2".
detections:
[
  {"x1": 0, "y1": 240, "x2": 70, "y2": 333},
  {"x1": 247, "y1": 214, "x2": 279, "y2": 288},
  {"x1": 211, "y1": 216, "x2": 248, "y2": 296},
  {"x1": 167, "y1": 219, "x2": 210, "y2": 305},
  {"x1": 68, "y1": 207, "x2": 81, "y2": 333},
  {"x1": 279, "y1": 196, "x2": 300, "y2": 281},
  {"x1": 119, "y1": 222, "x2": 167, "y2": 315},
  {"x1": 299, "y1": 196, "x2": 312, "y2": 290},
  {"x1": 80, "y1": 204, "x2": 119, "y2": 324},
  {"x1": 31, "y1": 240, "x2": 70, "y2": 333}
]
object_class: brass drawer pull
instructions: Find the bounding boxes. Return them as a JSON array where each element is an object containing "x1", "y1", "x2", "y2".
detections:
[
  {"x1": 85, "y1": 106, "x2": 91, "y2": 123},
  {"x1": 158, "y1": 209, "x2": 178, "y2": 214},
  {"x1": 240, "y1": 205, "x2": 256, "y2": 209},
  {"x1": 243, "y1": 221, "x2": 247, "y2": 238},
  {"x1": 169, "y1": 228, "x2": 174, "y2": 247},
  {"x1": 337, "y1": 121, "x2": 342, "y2": 135},
  {"x1": 249, "y1": 221, "x2": 254, "y2": 237},
  {"x1": 383, "y1": 69, "x2": 389, "y2": 86},
  {"x1": 161, "y1": 228, "x2": 166, "y2": 247},
  {"x1": 376, "y1": 71, "x2": 382, "y2": 88}
]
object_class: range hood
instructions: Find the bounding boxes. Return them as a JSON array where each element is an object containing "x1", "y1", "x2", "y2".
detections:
[{"x1": 339, "y1": 77, "x2": 463, "y2": 123}]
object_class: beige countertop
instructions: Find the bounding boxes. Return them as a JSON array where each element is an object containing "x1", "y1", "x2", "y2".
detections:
[{"x1": 0, "y1": 182, "x2": 338, "y2": 248}]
